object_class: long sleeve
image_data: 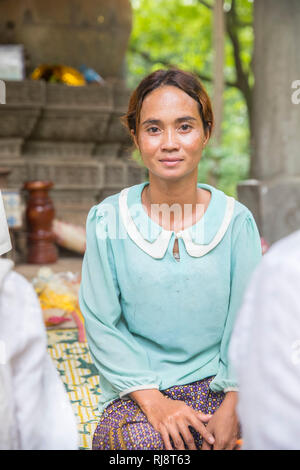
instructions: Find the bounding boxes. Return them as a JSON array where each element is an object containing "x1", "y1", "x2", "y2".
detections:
[
  {"x1": 78, "y1": 205, "x2": 162, "y2": 400},
  {"x1": 210, "y1": 211, "x2": 262, "y2": 392}
]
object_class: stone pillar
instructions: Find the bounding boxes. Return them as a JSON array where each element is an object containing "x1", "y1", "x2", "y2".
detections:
[{"x1": 237, "y1": 0, "x2": 300, "y2": 244}]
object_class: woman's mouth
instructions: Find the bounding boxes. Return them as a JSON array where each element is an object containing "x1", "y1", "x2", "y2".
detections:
[{"x1": 159, "y1": 158, "x2": 183, "y2": 167}]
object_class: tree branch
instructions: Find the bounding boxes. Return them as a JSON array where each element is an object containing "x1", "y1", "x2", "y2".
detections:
[
  {"x1": 225, "y1": 0, "x2": 253, "y2": 130},
  {"x1": 197, "y1": 0, "x2": 213, "y2": 10},
  {"x1": 236, "y1": 20, "x2": 253, "y2": 28},
  {"x1": 129, "y1": 44, "x2": 238, "y2": 89}
]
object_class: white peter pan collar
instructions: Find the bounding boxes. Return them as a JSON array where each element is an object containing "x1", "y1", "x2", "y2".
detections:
[{"x1": 118, "y1": 183, "x2": 235, "y2": 259}]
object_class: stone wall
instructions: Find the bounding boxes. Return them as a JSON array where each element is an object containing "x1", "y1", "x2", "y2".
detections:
[{"x1": 0, "y1": 80, "x2": 146, "y2": 227}]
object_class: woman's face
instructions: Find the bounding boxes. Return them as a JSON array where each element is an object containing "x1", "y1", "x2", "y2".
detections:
[{"x1": 132, "y1": 85, "x2": 209, "y2": 181}]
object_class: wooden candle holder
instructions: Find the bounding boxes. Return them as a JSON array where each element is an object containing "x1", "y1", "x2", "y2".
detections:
[{"x1": 23, "y1": 180, "x2": 58, "y2": 264}]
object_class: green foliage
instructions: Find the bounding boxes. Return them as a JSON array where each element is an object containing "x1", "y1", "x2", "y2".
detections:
[{"x1": 126, "y1": 0, "x2": 254, "y2": 197}]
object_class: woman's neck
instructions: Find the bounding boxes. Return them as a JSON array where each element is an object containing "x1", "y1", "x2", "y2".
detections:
[
  {"x1": 146, "y1": 175, "x2": 200, "y2": 207},
  {"x1": 141, "y1": 175, "x2": 211, "y2": 232}
]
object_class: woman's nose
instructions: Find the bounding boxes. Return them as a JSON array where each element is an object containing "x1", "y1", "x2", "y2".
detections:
[{"x1": 160, "y1": 129, "x2": 180, "y2": 151}]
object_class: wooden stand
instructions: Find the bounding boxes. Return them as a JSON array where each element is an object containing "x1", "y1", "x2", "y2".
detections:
[{"x1": 23, "y1": 181, "x2": 58, "y2": 264}]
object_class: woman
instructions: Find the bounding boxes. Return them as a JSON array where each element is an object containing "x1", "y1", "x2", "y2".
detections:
[{"x1": 79, "y1": 68, "x2": 262, "y2": 450}]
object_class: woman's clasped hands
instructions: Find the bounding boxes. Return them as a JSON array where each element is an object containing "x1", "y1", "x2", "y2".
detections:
[
  {"x1": 130, "y1": 389, "x2": 239, "y2": 450},
  {"x1": 130, "y1": 389, "x2": 215, "y2": 450}
]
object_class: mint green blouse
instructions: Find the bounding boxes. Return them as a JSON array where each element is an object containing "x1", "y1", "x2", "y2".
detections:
[{"x1": 78, "y1": 181, "x2": 262, "y2": 414}]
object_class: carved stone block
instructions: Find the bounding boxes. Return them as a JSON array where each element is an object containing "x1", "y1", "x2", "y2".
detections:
[
  {"x1": 104, "y1": 161, "x2": 126, "y2": 187},
  {"x1": 27, "y1": 161, "x2": 104, "y2": 188},
  {"x1": 24, "y1": 141, "x2": 96, "y2": 159},
  {"x1": 0, "y1": 159, "x2": 28, "y2": 186},
  {"x1": 5, "y1": 80, "x2": 45, "y2": 106},
  {"x1": 31, "y1": 108, "x2": 111, "y2": 142},
  {"x1": 0, "y1": 108, "x2": 41, "y2": 139},
  {"x1": 45, "y1": 82, "x2": 113, "y2": 109},
  {"x1": 0, "y1": 138, "x2": 23, "y2": 158}
]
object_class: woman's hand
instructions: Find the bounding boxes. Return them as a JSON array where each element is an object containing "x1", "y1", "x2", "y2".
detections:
[
  {"x1": 129, "y1": 389, "x2": 215, "y2": 450},
  {"x1": 201, "y1": 391, "x2": 239, "y2": 450}
]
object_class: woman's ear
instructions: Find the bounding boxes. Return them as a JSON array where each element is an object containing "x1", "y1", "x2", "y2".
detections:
[
  {"x1": 203, "y1": 122, "x2": 212, "y2": 146},
  {"x1": 203, "y1": 132, "x2": 209, "y2": 147},
  {"x1": 131, "y1": 129, "x2": 139, "y2": 150}
]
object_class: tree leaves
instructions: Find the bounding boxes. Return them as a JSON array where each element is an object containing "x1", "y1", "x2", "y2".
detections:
[{"x1": 126, "y1": 0, "x2": 254, "y2": 196}]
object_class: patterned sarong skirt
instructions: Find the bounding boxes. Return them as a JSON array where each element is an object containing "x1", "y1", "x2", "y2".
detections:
[{"x1": 92, "y1": 376, "x2": 225, "y2": 450}]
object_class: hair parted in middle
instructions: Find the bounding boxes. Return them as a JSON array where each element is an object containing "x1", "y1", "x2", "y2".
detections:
[{"x1": 121, "y1": 68, "x2": 214, "y2": 142}]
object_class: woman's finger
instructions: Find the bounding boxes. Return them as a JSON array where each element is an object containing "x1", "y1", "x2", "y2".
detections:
[
  {"x1": 159, "y1": 425, "x2": 173, "y2": 450},
  {"x1": 212, "y1": 438, "x2": 226, "y2": 450},
  {"x1": 201, "y1": 438, "x2": 212, "y2": 450},
  {"x1": 194, "y1": 410, "x2": 213, "y2": 423},
  {"x1": 188, "y1": 414, "x2": 215, "y2": 446},
  {"x1": 224, "y1": 437, "x2": 238, "y2": 450},
  {"x1": 177, "y1": 422, "x2": 197, "y2": 450},
  {"x1": 167, "y1": 425, "x2": 186, "y2": 450}
]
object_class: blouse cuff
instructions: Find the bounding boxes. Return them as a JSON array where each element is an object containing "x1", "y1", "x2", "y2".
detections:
[
  {"x1": 209, "y1": 373, "x2": 238, "y2": 393},
  {"x1": 119, "y1": 384, "x2": 160, "y2": 400},
  {"x1": 223, "y1": 386, "x2": 239, "y2": 393}
]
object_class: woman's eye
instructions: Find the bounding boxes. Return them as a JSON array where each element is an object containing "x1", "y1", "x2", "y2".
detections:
[
  {"x1": 146, "y1": 124, "x2": 191, "y2": 133},
  {"x1": 180, "y1": 124, "x2": 192, "y2": 131},
  {"x1": 147, "y1": 127, "x2": 160, "y2": 133}
]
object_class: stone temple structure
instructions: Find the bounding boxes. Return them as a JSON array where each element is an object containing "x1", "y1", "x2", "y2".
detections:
[
  {"x1": 0, "y1": 0, "x2": 132, "y2": 79},
  {"x1": 0, "y1": 0, "x2": 146, "y2": 255},
  {"x1": 0, "y1": 79, "x2": 145, "y2": 227}
]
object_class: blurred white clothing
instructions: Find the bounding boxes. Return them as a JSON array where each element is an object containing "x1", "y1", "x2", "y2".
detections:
[
  {"x1": 0, "y1": 187, "x2": 78, "y2": 449},
  {"x1": 0, "y1": 259, "x2": 78, "y2": 449},
  {"x1": 230, "y1": 230, "x2": 300, "y2": 450}
]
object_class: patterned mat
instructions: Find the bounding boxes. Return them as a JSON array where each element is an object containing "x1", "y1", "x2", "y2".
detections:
[{"x1": 47, "y1": 328, "x2": 100, "y2": 450}]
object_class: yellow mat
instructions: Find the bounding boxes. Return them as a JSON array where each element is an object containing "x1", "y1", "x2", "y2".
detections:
[{"x1": 47, "y1": 328, "x2": 100, "y2": 450}]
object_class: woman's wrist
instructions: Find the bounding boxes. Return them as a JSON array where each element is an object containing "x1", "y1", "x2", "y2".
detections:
[
  {"x1": 224, "y1": 390, "x2": 238, "y2": 403},
  {"x1": 129, "y1": 388, "x2": 164, "y2": 413},
  {"x1": 220, "y1": 390, "x2": 238, "y2": 413}
]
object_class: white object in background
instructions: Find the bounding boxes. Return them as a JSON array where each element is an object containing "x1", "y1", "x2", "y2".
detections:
[
  {"x1": 1, "y1": 190, "x2": 22, "y2": 228},
  {"x1": 0, "y1": 190, "x2": 12, "y2": 255},
  {"x1": 52, "y1": 219, "x2": 86, "y2": 254},
  {"x1": 0, "y1": 45, "x2": 24, "y2": 81}
]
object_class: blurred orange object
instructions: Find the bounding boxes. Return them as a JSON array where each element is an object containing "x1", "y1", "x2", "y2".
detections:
[
  {"x1": 31, "y1": 65, "x2": 86, "y2": 86},
  {"x1": 235, "y1": 438, "x2": 243, "y2": 450}
]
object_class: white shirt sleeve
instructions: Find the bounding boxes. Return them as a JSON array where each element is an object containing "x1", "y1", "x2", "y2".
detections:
[
  {"x1": 229, "y1": 237, "x2": 300, "y2": 450},
  {"x1": 0, "y1": 270, "x2": 78, "y2": 450}
]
